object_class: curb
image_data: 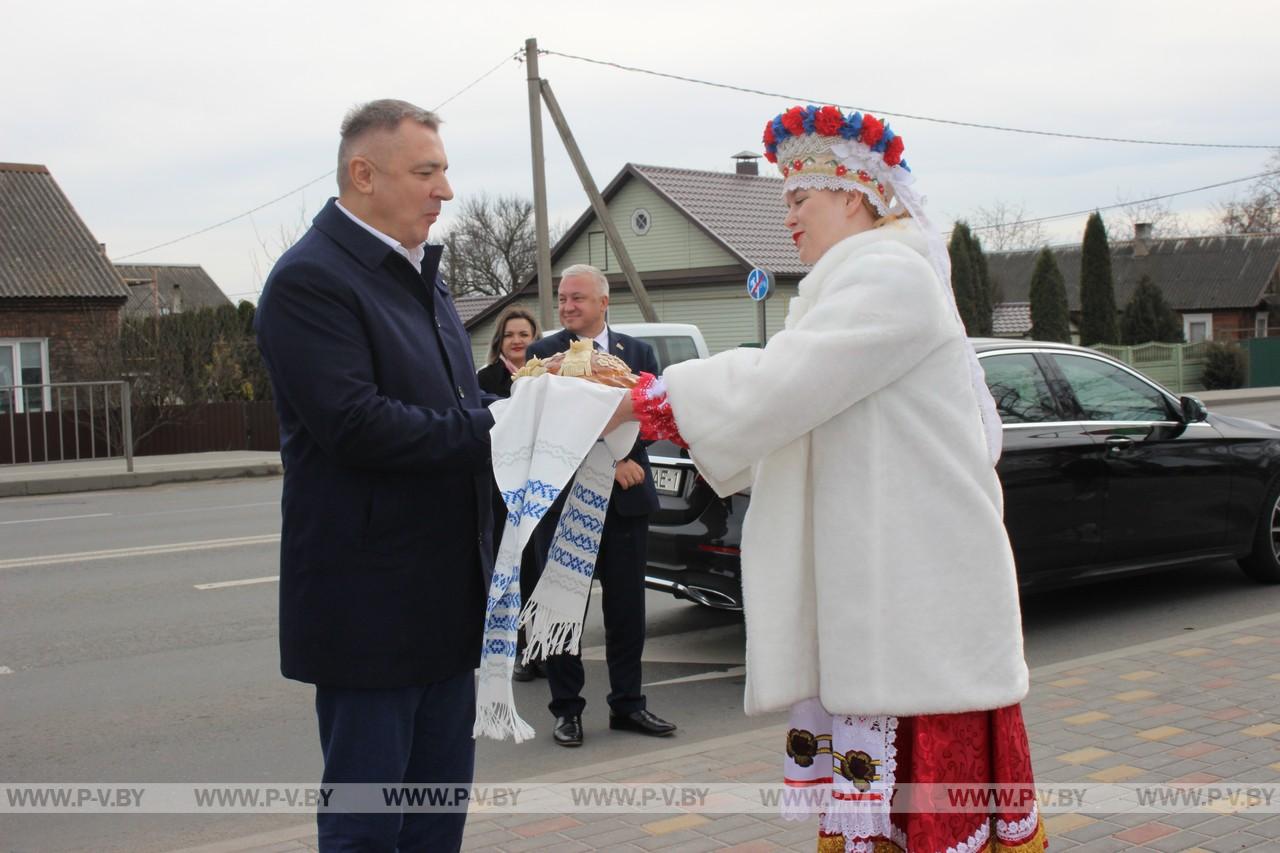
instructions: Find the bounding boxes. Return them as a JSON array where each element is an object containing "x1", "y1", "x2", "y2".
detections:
[{"x1": 0, "y1": 463, "x2": 283, "y2": 498}]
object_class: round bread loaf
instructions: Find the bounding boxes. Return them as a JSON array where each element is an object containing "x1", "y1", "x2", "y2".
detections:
[{"x1": 514, "y1": 339, "x2": 638, "y2": 388}]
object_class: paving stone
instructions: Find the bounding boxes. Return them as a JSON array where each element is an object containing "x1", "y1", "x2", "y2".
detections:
[
  {"x1": 712, "y1": 821, "x2": 788, "y2": 846},
  {"x1": 501, "y1": 832, "x2": 591, "y2": 852},
  {"x1": 650, "y1": 836, "x2": 727, "y2": 853},
  {"x1": 1198, "y1": 831, "x2": 1277, "y2": 852},
  {"x1": 1063, "y1": 818, "x2": 1131, "y2": 843},
  {"x1": 1066, "y1": 837, "x2": 1146, "y2": 852},
  {"x1": 1113, "y1": 820, "x2": 1181, "y2": 845},
  {"x1": 634, "y1": 829, "x2": 720, "y2": 850}
]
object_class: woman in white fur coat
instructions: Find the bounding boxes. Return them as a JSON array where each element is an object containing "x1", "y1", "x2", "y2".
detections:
[{"x1": 613, "y1": 106, "x2": 1045, "y2": 853}]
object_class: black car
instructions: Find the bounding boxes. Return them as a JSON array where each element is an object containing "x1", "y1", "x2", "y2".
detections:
[{"x1": 644, "y1": 339, "x2": 1280, "y2": 610}]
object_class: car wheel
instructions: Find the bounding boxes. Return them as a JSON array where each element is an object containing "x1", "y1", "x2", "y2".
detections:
[{"x1": 1239, "y1": 477, "x2": 1280, "y2": 584}]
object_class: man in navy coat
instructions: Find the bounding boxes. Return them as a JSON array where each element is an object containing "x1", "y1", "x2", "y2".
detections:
[
  {"x1": 255, "y1": 99, "x2": 492, "y2": 853},
  {"x1": 525, "y1": 264, "x2": 678, "y2": 747}
]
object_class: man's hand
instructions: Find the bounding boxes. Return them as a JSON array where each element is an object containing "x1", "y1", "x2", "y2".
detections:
[{"x1": 614, "y1": 459, "x2": 645, "y2": 490}]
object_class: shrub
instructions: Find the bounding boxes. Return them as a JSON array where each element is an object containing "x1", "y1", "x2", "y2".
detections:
[{"x1": 1201, "y1": 341, "x2": 1246, "y2": 390}]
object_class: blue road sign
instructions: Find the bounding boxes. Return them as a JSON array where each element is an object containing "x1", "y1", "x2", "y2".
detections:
[{"x1": 747, "y1": 268, "x2": 772, "y2": 301}]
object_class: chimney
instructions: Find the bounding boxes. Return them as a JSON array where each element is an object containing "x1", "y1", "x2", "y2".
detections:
[
  {"x1": 1134, "y1": 222, "x2": 1153, "y2": 258},
  {"x1": 732, "y1": 150, "x2": 760, "y2": 176},
  {"x1": 171, "y1": 283, "x2": 182, "y2": 314}
]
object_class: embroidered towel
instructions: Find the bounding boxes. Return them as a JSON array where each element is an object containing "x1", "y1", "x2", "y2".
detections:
[{"x1": 474, "y1": 373, "x2": 637, "y2": 741}]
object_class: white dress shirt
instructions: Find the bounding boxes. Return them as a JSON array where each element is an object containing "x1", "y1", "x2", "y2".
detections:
[{"x1": 335, "y1": 200, "x2": 426, "y2": 275}]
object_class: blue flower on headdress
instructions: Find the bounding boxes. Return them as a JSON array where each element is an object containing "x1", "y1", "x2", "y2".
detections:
[
  {"x1": 771, "y1": 116, "x2": 789, "y2": 141},
  {"x1": 802, "y1": 105, "x2": 818, "y2": 134},
  {"x1": 840, "y1": 112, "x2": 863, "y2": 140},
  {"x1": 873, "y1": 126, "x2": 894, "y2": 154},
  {"x1": 899, "y1": 159, "x2": 911, "y2": 172}
]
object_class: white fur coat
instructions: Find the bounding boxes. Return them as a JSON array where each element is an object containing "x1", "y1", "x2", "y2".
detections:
[{"x1": 662, "y1": 223, "x2": 1029, "y2": 718}]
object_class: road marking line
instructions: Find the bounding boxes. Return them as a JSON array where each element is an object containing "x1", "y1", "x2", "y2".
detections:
[
  {"x1": 123, "y1": 501, "x2": 279, "y2": 519},
  {"x1": 0, "y1": 666, "x2": 13, "y2": 675},
  {"x1": 0, "y1": 534, "x2": 281, "y2": 570},
  {"x1": 644, "y1": 666, "x2": 746, "y2": 688},
  {"x1": 194, "y1": 575, "x2": 280, "y2": 590},
  {"x1": 0, "y1": 513, "x2": 113, "y2": 525}
]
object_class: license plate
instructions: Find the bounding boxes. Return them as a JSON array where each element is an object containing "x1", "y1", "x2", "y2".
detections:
[{"x1": 651, "y1": 465, "x2": 684, "y2": 496}]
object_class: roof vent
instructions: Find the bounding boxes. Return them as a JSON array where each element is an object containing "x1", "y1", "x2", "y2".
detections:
[{"x1": 732, "y1": 150, "x2": 760, "y2": 176}]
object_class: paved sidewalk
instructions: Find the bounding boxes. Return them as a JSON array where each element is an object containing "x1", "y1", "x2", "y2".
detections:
[
  {"x1": 168, "y1": 610, "x2": 1280, "y2": 853},
  {"x1": 0, "y1": 451, "x2": 282, "y2": 497}
]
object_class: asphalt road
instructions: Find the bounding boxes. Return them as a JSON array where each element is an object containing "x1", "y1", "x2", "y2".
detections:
[{"x1": 4, "y1": 396, "x2": 1280, "y2": 852}]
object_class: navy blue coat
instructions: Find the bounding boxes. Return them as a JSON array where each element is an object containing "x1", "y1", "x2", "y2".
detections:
[
  {"x1": 255, "y1": 199, "x2": 494, "y2": 688},
  {"x1": 526, "y1": 328, "x2": 660, "y2": 517}
]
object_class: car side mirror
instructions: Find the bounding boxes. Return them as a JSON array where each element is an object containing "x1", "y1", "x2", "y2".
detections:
[{"x1": 1180, "y1": 395, "x2": 1208, "y2": 423}]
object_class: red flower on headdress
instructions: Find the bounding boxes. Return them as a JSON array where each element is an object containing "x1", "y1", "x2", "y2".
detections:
[
  {"x1": 860, "y1": 114, "x2": 884, "y2": 147},
  {"x1": 884, "y1": 135, "x2": 905, "y2": 166},
  {"x1": 764, "y1": 150, "x2": 777, "y2": 163},
  {"x1": 763, "y1": 122, "x2": 776, "y2": 146},
  {"x1": 814, "y1": 105, "x2": 844, "y2": 136},
  {"x1": 781, "y1": 106, "x2": 807, "y2": 136}
]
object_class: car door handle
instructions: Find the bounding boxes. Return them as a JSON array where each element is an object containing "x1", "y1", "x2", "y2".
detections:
[{"x1": 1105, "y1": 436, "x2": 1135, "y2": 451}]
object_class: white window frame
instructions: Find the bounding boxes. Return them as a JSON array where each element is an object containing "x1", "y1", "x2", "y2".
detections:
[
  {"x1": 1183, "y1": 313, "x2": 1213, "y2": 344},
  {"x1": 0, "y1": 338, "x2": 52, "y2": 414},
  {"x1": 1256, "y1": 311, "x2": 1268, "y2": 338}
]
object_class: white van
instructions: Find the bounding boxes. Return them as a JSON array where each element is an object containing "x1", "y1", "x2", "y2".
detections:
[{"x1": 541, "y1": 322, "x2": 710, "y2": 374}]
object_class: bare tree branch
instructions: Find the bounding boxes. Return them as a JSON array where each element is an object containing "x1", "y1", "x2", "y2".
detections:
[{"x1": 967, "y1": 200, "x2": 1048, "y2": 252}]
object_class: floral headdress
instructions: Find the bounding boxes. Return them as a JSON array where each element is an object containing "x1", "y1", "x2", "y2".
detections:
[
  {"x1": 764, "y1": 105, "x2": 907, "y2": 216},
  {"x1": 763, "y1": 104, "x2": 1005, "y2": 466}
]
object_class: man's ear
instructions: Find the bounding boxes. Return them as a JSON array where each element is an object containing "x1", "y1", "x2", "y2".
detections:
[{"x1": 348, "y1": 157, "x2": 375, "y2": 195}]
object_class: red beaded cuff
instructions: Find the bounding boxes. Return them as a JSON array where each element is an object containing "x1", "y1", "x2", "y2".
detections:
[{"x1": 630, "y1": 372, "x2": 688, "y2": 448}]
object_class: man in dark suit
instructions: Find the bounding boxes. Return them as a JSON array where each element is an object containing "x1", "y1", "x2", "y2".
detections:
[
  {"x1": 525, "y1": 263, "x2": 677, "y2": 747},
  {"x1": 255, "y1": 99, "x2": 492, "y2": 853}
]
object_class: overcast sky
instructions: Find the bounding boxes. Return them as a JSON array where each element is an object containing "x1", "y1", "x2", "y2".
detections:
[{"x1": 5, "y1": 0, "x2": 1278, "y2": 304}]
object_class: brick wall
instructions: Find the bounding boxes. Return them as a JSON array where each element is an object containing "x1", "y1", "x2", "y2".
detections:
[{"x1": 0, "y1": 299, "x2": 124, "y2": 382}]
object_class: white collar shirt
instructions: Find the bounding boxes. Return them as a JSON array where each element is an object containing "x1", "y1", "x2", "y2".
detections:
[{"x1": 335, "y1": 200, "x2": 427, "y2": 275}]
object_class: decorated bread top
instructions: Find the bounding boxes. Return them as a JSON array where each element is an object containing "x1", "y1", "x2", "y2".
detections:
[{"x1": 514, "y1": 339, "x2": 638, "y2": 388}]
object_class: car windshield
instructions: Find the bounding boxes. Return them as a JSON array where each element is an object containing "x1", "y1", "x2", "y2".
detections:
[{"x1": 631, "y1": 336, "x2": 700, "y2": 374}]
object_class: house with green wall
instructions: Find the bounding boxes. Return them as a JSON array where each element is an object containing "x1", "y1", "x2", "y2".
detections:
[{"x1": 465, "y1": 160, "x2": 808, "y2": 366}]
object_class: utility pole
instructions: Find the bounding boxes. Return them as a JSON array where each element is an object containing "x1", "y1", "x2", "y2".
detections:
[
  {"x1": 538, "y1": 79, "x2": 657, "y2": 322},
  {"x1": 525, "y1": 38, "x2": 555, "y2": 331}
]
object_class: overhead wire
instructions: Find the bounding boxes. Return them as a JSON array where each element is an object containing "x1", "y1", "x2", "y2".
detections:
[
  {"x1": 540, "y1": 48, "x2": 1279, "y2": 150},
  {"x1": 113, "y1": 51, "x2": 521, "y2": 261}
]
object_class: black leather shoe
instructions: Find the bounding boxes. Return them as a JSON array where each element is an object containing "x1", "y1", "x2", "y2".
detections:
[
  {"x1": 609, "y1": 709, "x2": 677, "y2": 737},
  {"x1": 553, "y1": 715, "x2": 583, "y2": 747},
  {"x1": 512, "y1": 659, "x2": 536, "y2": 682}
]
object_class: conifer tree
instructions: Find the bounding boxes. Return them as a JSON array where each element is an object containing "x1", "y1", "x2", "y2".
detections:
[
  {"x1": 966, "y1": 228, "x2": 994, "y2": 336},
  {"x1": 1121, "y1": 275, "x2": 1184, "y2": 344},
  {"x1": 1029, "y1": 248, "x2": 1072, "y2": 343},
  {"x1": 948, "y1": 224, "x2": 978, "y2": 334},
  {"x1": 1079, "y1": 212, "x2": 1119, "y2": 345}
]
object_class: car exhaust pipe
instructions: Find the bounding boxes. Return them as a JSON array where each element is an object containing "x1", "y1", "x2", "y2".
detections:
[{"x1": 645, "y1": 576, "x2": 742, "y2": 611}]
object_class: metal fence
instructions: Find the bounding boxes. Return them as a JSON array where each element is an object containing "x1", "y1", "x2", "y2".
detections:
[
  {"x1": 1092, "y1": 342, "x2": 1211, "y2": 393},
  {"x1": 1, "y1": 381, "x2": 133, "y2": 470}
]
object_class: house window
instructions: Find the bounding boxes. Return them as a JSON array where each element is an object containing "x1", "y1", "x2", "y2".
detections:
[
  {"x1": 1183, "y1": 313, "x2": 1213, "y2": 344},
  {"x1": 0, "y1": 339, "x2": 51, "y2": 414},
  {"x1": 630, "y1": 208, "x2": 651, "y2": 236},
  {"x1": 1257, "y1": 312, "x2": 1268, "y2": 339},
  {"x1": 588, "y1": 231, "x2": 611, "y2": 270}
]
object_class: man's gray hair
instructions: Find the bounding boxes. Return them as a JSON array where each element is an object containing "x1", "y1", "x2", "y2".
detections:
[
  {"x1": 559, "y1": 263, "x2": 609, "y2": 297},
  {"x1": 337, "y1": 99, "x2": 440, "y2": 192}
]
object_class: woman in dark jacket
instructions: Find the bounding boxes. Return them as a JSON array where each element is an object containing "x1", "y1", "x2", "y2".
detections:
[
  {"x1": 476, "y1": 307, "x2": 539, "y2": 398},
  {"x1": 476, "y1": 307, "x2": 543, "y2": 680}
]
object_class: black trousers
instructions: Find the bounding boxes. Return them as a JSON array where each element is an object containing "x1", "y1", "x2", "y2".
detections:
[
  {"x1": 314, "y1": 671, "x2": 475, "y2": 852},
  {"x1": 532, "y1": 504, "x2": 649, "y2": 718}
]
